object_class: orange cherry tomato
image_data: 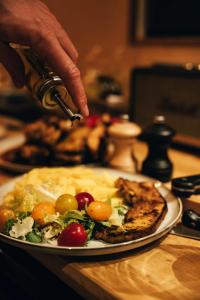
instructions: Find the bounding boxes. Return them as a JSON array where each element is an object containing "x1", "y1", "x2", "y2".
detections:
[
  {"x1": 32, "y1": 201, "x2": 55, "y2": 224},
  {"x1": 87, "y1": 201, "x2": 112, "y2": 221},
  {"x1": 0, "y1": 208, "x2": 15, "y2": 231}
]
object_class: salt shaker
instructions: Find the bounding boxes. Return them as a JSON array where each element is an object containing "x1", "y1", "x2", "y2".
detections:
[
  {"x1": 107, "y1": 120, "x2": 141, "y2": 173},
  {"x1": 141, "y1": 115, "x2": 175, "y2": 182}
]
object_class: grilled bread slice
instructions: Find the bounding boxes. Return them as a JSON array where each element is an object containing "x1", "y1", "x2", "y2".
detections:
[{"x1": 95, "y1": 178, "x2": 167, "y2": 243}]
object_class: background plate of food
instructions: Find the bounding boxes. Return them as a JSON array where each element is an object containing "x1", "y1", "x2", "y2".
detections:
[
  {"x1": 0, "y1": 166, "x2": 182, "y2": 256},
  {"x1": 0, "y1": 115, "x2": 113, "y2": 173}
]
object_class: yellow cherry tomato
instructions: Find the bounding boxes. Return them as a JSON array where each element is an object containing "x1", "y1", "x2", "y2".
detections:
[
  {"x1": 32, "y1": 201, "x2": 55, "y2": 224},
  {"x1": 87, "y1": 201, "x2": 112, "y2": 221},
  {"x1": 55, "y1": 194, "x2": 78, "y2": 214},
  {"x1": 0, "y1": 208, "x2": 15, "y2": 231}
]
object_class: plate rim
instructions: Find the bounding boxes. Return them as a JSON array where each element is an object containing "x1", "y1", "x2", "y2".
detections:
[
  {"x1": 0, "y1": 157, "x2": 35, "y2": 172},
  {"x1": 0, "y1": 133, "x2": 35, "y2": 173},
  {"x1": 0, "y1": 133, "x2": 29, "y2": 173},
  {"x1": 0, "y1": 167, "x2": 183, "y2": 255}
]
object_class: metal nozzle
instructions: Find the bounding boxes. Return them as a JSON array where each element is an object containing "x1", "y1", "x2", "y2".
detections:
[{"x1": 52, "y1": 91, "x2": 82, "y2": 121}]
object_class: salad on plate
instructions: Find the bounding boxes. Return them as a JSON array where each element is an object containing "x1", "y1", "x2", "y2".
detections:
[{"x1": 0, "y1": 167, "x2": 167, "y2": 247}]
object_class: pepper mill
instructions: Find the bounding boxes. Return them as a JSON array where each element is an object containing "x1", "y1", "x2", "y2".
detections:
[
  {"x1": 107, "y1": 120, "x2": 141, "y2": 173},
  {"x1": 141, "y1": 115, "x2": 175, "y2": 182}
]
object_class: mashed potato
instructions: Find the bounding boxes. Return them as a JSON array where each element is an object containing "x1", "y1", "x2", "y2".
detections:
[{"x1": 3, "y1": 167, "x2": 120, "y2": 212}]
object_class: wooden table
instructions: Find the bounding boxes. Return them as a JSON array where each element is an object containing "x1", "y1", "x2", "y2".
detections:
[{"x1": 0, "y1": 142, "x2": 200, "y2": 300}]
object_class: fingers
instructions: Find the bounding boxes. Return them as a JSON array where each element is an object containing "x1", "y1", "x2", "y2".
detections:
[
  {"x1": 33, "y1": 35, "x2": 89, "y2": 117},
  {"x1": 44, "y1": 7, "x2": 79, "y2": 63},
  {"x1": 55, "y1": 25, "x2": 78, "y2": 64},
  {"x1": 0, "y1": 1, "x2": 88, "y2": 116},
  {"x1": 0, "y1": 42, "x2": 25, "y2": 87}
]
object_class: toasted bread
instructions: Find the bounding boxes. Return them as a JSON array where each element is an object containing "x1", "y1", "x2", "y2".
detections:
[{"x1": 95, "y1": 178, "x2": 167, "y2": 243}]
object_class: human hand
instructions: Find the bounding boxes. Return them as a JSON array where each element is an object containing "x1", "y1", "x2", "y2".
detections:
[{"x1": 0, "y1": 0, "x2": 89, "y2": 116}]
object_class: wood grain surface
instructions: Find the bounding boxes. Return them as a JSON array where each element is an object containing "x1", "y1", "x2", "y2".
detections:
[
  {"x1": 0, "y1": 141, "x2": 200, "y2": 300},
  {"x1": 29, "y1": 234, "x2": 200, "y2": 300}
]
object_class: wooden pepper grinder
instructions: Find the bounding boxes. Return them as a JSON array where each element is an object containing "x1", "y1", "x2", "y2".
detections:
[
  {"x1": 141, "y1": 115, "x2": 175, "y2": 182},
  {"x1": 107, "y1": 119, "x2": 141, "y2": 173}
]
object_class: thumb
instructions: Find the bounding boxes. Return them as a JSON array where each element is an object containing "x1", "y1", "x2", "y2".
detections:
[{"x1": 0, "y1": 42, "x2": 25, "y2": 88}]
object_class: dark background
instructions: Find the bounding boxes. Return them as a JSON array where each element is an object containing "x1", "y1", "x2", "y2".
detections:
[{"x1": 147, "y1": 0, "x2": 200, "y2": 37}]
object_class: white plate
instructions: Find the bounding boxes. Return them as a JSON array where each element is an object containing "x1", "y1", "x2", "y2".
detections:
[
  {"x1": 0, "y1": 167, "x2": 182, "y2": 256},
  {"x1": 0, "y1": 133, "x2": 33, "y2": 173},
  {"x1": 0, "y1": 134, "x2": 82, "y2": 174},
  {"x1": 0, "y1": 157, "x2": 35, "y2": 173}
]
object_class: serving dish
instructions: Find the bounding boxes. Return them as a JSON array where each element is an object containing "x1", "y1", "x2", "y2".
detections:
[
  {"x1": 0, "y1": 114, "x2": 108, "y2": 173},
  {"x1": 0, "y1": 167, "x2": 182, "y2": 256},
  {"x1": 0, "y1": 133, "x2": 28, "y2": 173}
]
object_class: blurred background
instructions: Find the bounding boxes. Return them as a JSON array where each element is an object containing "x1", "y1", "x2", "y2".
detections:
[
  {"x1": 1, "y1": 0, "x2": 200, "y2": 104},
  {"x1": 44, "y1": 0, "x2": 200, "y2": 95},
  {"x1": 0, "y1": 0, "x2": 200, "y2": 171}
]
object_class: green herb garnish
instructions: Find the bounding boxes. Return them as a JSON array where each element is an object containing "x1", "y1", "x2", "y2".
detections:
[{"x1": 3, "y1": 219, "x2": 16, "y2": 235}]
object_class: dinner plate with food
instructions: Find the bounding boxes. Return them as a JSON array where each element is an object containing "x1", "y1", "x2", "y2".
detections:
[
  {"x1": 0, "y1": 115, "x2": 112, "y2": 173},
  {"x1": 0, "y1": 166, "x2": 182, "y2": 256}
]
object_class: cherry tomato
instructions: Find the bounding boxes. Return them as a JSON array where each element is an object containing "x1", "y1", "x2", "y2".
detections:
[
  {"x1": 75, "y1": 192, "x2": 94, "y2": 210},
  {"x1": 55, "y1": 194, "x2": 78, "y2": 214},
  {"x1": 87, "y1": 201, "x2": 112, "y2": 221},
  {"x1": 0, "y1": 208, "x2": 15, "y2": 231},
  {"x1": 32, "y1": 201, "x2": 55, "y2": 224},
  {"x1": 86, "y1": 115, "x2": 101, "y2": 128},
  {"x1": 58, "y1": 223, "x2": 87, "y2": 246}
]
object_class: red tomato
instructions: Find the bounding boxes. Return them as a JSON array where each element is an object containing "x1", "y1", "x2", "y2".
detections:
[
  {"x1": 75, "y1": 192, "x2": 94, "y2": 210},
  {"x1": 86, "y1": 115, "x2": 101, "y2": 128},
  {"x1": 58, "y1": 223, "x2": 87, "y2": 247}
]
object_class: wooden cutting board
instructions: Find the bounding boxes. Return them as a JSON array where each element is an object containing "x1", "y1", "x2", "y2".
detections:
[{"x1": 28, "y1": 234, "x2": 200, "y2": 300}]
